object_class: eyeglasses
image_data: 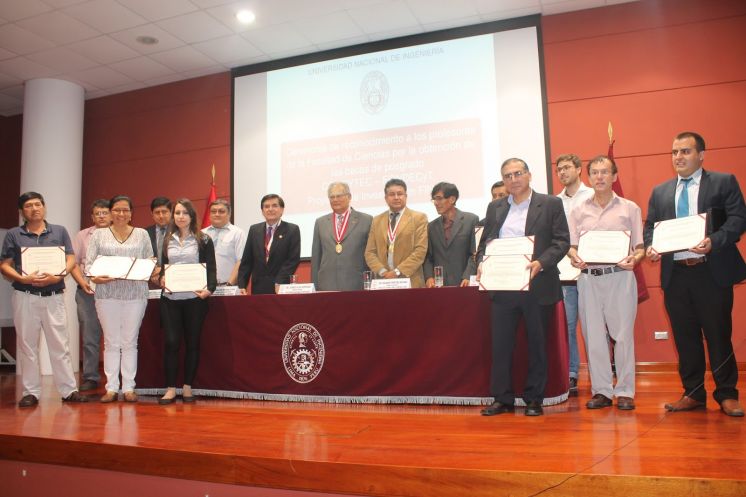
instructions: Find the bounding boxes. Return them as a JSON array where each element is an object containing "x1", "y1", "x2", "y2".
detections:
[
  {"x1": 431, "y1": 196, "x2": 448, "y2": 203},
  {"x1": 503, "y1": 170, "x2": 527, "y2": 181},
  {"x1": 111, "y1": 208, "x2": 131, "y2": 214},
  {"x1": 556, "y1": 165, "x2": 576, "y2": 173},
  {"x1": 210, "y1": 208, "x2": 228, "y2": 214},
  {"x1": 93, "y1": 211, "x2": 110, "y2": 217}
]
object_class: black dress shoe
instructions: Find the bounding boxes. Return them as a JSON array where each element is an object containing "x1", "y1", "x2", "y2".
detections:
[
  {"x1": 62, "y1": 391, "x2": 89, "y2": 403},
  {"x1": 480, "y1": 401, "x2": 514, "y2": 416},
  {"x1": 182, "y1": 394, "x2": 196, "y2": 404},
  {"x1": 586, "y1": 394, "x2": 612, "y2": 409},
  {"x1": 79, "y1": 380, "x2": 99, "y2": 392},
  {"x1": 18, "y1": 394, "x2": 39, "y2": 408},
  {"x1": 525, "y1": 401, "x2": 543, "y2": 416},
  {"x1": 569, "y1": 377, "x2": 578, "y2": 397},
  {"x1": 158, "y1": 396, "x2": 176, "y2": 405}
]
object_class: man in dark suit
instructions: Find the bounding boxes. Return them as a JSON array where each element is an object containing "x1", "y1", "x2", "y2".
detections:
[
  {"x1": 424, "y1": 182, "x2": 479, "y2": 287},
  {"x1": 145, "y1": 196, "x2": 171, "y2": 264},
  {"x1": 644, "y1": 131, "x2": 746, "y2": 417},
  {"x1": 477, "y1": 158, "x2": 569, "y2": 417},
  {"x1": 238, "y1": 194, "x2": 300, "y2": 295},
  {"x1": 311, "y1": 182, "x2": 372, "y2": 291}
]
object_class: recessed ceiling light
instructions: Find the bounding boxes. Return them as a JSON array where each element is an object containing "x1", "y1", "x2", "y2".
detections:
[
  {"x1": 136, "y1": 35, "x2": 159, "y2": 45},
  {"x1": 236, "y1": 9, "x2": 256, "y2": 24}
]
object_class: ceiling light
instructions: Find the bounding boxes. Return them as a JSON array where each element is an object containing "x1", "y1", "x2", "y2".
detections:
[
  {"x1": 236, "y1": 9, "x2": 256, "y2": 24},
  {"x1": 136, "y1": 35, "x2": 159, "y2": 45}
]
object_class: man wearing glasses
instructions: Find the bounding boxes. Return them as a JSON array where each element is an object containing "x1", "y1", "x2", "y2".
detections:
[
  {"x1": 311, "y1": 182, "x2": 372, "y2": 291},
  {"x1": 477, "y1": 158, "x2": 569, "y2": 417},
  {"x1": 365, "y1": 178, "x2": 428, "y2": 288},
  {"x1": 424, "y1": 182, "x2": 478, "y2": 287},
  {"x1": 72, "y1": 199, "x2": 111, "y2": 391},
  {"x1": 201, "y1": 199, "x2": 247, "y2": 286},
  {"x1": 644, "y1": 131, "x2": 746, "y2": 417}
]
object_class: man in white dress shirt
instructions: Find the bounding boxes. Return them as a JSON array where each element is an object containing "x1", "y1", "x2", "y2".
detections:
[{"x1": 201, "y1": 199, "x2": 247, "y2": 286}]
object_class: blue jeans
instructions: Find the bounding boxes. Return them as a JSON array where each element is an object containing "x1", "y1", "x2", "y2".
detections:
[{"x1": 562, "y1": 285, "x2": 579, "y2": 378}]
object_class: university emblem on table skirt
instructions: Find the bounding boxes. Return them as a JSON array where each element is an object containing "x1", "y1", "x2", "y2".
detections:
[{"x1": 282, "y1": 323, "x2": 325, "y2": 383}]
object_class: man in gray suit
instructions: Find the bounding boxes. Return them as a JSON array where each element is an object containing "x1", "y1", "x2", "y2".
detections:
[
  {"x1": 311, "y1": 182, "x2": 373, "y2": 291},
  {"x1": 424, "y1": 182, "x2": 479, "y2": 287}
]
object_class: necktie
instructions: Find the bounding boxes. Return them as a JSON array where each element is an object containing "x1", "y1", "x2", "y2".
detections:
[
  {"x1": 389, "y1": 211, "x2": 399, "y2": 228},
  {"x1": 677, "y1": 178, "x2": 692, "y2": 218},
  {"x1": 156, "y1": 227, "x2": 165, "y2": 262},
  {"x1": 264, "y1": 225, "x2": 273, "y2": 261}
]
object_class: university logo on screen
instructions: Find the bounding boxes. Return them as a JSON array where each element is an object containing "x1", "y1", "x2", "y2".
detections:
[{"x1": 282, "y1": 323, "x2": 325, "y2": 383}]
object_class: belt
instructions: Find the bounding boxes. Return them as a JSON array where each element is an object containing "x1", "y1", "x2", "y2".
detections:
[
  {"x1": 24, "y1": 289, "x2": 64, "y2": 297},
  {"x1": 674, "y1": 257, "x2": 706, "y2": 267},
  {"x1": 581, "y1": 266, "x2": 626, "y2": 276}
]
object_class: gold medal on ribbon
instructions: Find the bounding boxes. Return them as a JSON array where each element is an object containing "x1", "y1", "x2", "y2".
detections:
[{"x1": 335, "y1": 243, "x2": 342, "y2": 254}]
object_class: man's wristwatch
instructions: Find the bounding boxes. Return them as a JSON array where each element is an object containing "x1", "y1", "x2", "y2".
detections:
[{"x1": 394, "y1": 268, "x2": 401, "y2": 277}]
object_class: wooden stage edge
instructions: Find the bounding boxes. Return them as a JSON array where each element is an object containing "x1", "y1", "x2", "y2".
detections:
[{"x1": 1, "y1": 369, "x2": 745, "y2": 497}]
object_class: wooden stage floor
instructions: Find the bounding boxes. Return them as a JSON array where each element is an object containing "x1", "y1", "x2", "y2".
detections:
[{"x1": 1, "y1": 368, "x2": 744, "y2": 497}]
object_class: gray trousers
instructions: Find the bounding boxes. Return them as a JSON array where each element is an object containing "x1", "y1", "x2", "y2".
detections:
[
  {"x1": 578, "y1": 270, "x2": 637, "y2": 399},
  {"x1": 75, "y1": 288, "x2": 102, "y2": 382}
]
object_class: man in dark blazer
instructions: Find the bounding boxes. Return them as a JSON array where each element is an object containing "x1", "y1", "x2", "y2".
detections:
[
  {"x1": 145, "y1": 196, "x2": 172, "y2": 264},
  {"x1": 477, "y1": 158, "x2": 569, "y2": 417},
  {"x1": 424, "y1": 182, "x2": 479, "y2": 287},
  {"x1": 238, "y1": 194, "x2": 300, "y2": 295},
  {"x1": 311, "y1": 182, "x2": 372, "y2": 291},
  {"x1": 644, "y1": 131, "x2": 746, "y2": 417}
]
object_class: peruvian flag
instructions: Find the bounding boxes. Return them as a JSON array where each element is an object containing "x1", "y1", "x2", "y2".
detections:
[
  {"x1": 201, "y1": 164, "x2": 217, "y2": 229},
  {"x1": 608, "y1": 122, "x2": 649, "y2": 303}
]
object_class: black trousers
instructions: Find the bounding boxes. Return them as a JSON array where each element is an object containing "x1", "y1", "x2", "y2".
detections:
[
  {"x1": 663, "y1": 263, "x2": 738, "y2": 404},
  {"x1": 489, "y1": 291, "x2": 552, "y2": 405},
  {"x1": 160, "y1": 297, "x2": 209, "y2": 387}
]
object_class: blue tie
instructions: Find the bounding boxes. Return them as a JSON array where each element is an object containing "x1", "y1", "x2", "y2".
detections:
[{"x1": 676, "y1": 178, "x2": 692, "y2": 218}]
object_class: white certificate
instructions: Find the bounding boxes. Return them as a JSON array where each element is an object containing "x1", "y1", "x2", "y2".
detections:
[
  {"x1": 577, "y1": 230, "x2": 630, "y2": 264},
  {"x1": 21, "y1": 246, "x2": 66, "y2": 276},
  {"x1": 558, "y1": 255, "x2": 581, "y2": 282},
  {"x1": 164, "y1": 263, "x2": 207, "y2": 293},
  {"x1": 485, "y1": 236, "x2": 534, "y2": 256},
  {"x1": 127, "y1": 258, "x2": 157, "y2": 281},
  {"x1": 88, "y1": 256, "x2": 156, "y2": 281},
  {"x1": 479, "y1": 254, "x2": 531, "y2": 291},
  {"x1": 651, "y1": 214, "x2": 707, "y2": 254}
]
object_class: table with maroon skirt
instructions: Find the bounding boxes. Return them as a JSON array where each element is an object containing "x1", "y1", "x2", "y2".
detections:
[{"x1": 135, "y1": 287, "x2": 569, "y2": 405}]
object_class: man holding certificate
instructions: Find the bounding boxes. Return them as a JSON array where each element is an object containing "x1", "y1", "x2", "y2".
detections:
[
  {"x1": 644, "y1": 131, "x2": 746, "y2": 417},
  {"x1": 477, "y1": 159, "x2": 569, "y2": 417},
  {"x1": 567, "y1": 156, "x2": 644, "y2": 411},
  {"x1": 0, "y1": 192, "x2": 89, "y2": 407}
]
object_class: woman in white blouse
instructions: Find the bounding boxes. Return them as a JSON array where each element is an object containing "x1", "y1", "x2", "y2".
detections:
[
  {"x1": 158, "y1": 199, "x2": 216, "y2": 404},
  {"x1": 86, "y1": 195, "x2": 153, "y2": 403}
]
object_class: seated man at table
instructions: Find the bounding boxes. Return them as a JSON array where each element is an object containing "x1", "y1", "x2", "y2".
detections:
[
  {"x1": 477, "y1": 158, "x2": 569, "y2": 417},
  {"x1": 424, "y1": 182, "x2": 478, "y2": 287},
  {"x1": 238, "y1": 194, "x2": 300, "y2": 294},
  {"x1": 202, "y1": 198, "x2": 247, "y2": 285},
  {"x1": 311, "y1": 182, "x2": 372, "y2": 291},
  {"x1": 567, "y1": 155, "x2": 644, "y2": 411},
  {"x1": 365, "y1": 178, "x2": 428, "y2": 288}
]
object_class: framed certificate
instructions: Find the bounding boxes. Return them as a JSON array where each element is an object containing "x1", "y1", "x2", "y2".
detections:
[
  {"x1": 21, "y1": 246, "x2": 66, "y2": 276},
  {"x1": 577, "y1": 230, "x2": 630, "y2": 264},
  {"x1": 164, "y1": 263, "x2": 207, "y2": 293},
  {"x1": 651, "y1": 213, "x2": 706, "y2": 254},
  {"x1": 88, "y1": 256, "x2": 156, "y2": 281},
  {"x1": 479, "y1": 254, "x2": 531, "y2": 291},
  {"x1": 485, "y1": 236, "x2": 534, "y2": 256},
  {"x1": 557, "y1": 255, "x2": 581, "y2": 282}
]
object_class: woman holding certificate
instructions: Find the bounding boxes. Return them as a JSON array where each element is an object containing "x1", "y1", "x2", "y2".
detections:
[
  {"x1": 158, "y1": 199, "x2": 217, "y2": 405},
  {"x1": 86, "y1": 195, "x2": 154, "y2": 403}
]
